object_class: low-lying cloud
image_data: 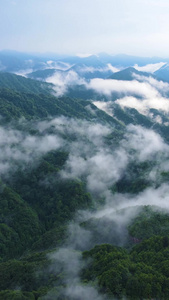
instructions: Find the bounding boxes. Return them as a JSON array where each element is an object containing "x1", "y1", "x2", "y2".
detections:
[
  {"x1": 0, "y1": 123, "x2": 63, "y2": 177},
  {"x1": 45, "y1": 64, "x2": 120, "y2": 96},
  {"x1": 123, "y1": 124, "x2": 169, "y2": 161},
  {"x1": 133, "y1": 74, "x2": 169, "y2": 95},
  {"x1": 107, "y1": 63, "x2": 120, "y2": 73},
  {"x1": 78, "y1": 64, "x2": 119, "y2": 74},
  {"x1": 44, "y1": 247, "x2": 107, "y2": 300},
  {"x1": 46, "y1": 70, "x2": 86, "y2": 96},
  {"x1": 36, "y1": 116, "x2": 169, "y2": 192},
  {"x1": 88, "y1": 78, "x2": 159, "y2": 98},
  {"x1": 46, "y1": 60, "x2": 72, "y2": 70},
  {"x1": 88, "y1": 74, "x2": 169, "y2": 117},
  {"x1": 5, "y1": 116, "x2": 169, "y2": 300},
  {"x1": 2, "y1": 115, "x2": 169, "y2": 194},
  {"x1": 93, "y1": 101, "x2": 114, "y2": 116},
  {"x1": 115, "y1": 95, "x2": 169, "y2": 115},
  {"x1": 134, "y1": 62, "x2": 166, "y2": 73},
  {"x1": 15, "y1": 68, "x2": 34, "y2": 77}
]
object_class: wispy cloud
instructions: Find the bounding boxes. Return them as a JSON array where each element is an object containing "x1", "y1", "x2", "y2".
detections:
[
  {"x1": 45, "y1": 247, "x2": 107, "y2": 300},
  {"x1": 93, "y1": 101, "x2": 114, "y2": 116},
  {"x1": 115, "y1": 95, "x2": 169, "y2": 115},
  {"x1": 46, "y1": 70, "x2": 86, "y2": 96},
  {"x1": 15, "y1": 69, "x2": 34, "y2": 77},
  {"x1": 2, "y1": 115, "x2": 169, "y2": 209},
  {"x1": 0, "y1": 122, "x2": 63, "y2": 177},
  {"x1": 46, "y1": 60, "x2": 71, "y2": 70},
  {"x1": 88, "y1": 78, "x2": 159, "y2": 98},
  {"x1": 107, "y1": 63, "x2": 120, "y2": 73},
  {"x1": 114, "y1": 76, "x2": 169, "y2": 115},
  {"x1": 19, "y1": 115, "x2": 169, "y2": 300},
  {"x1": 88, "y1": 74, "x2": 169, "y2": 117},
  {"x1": 134, "y1": 62, "x2": 166, "y2": 73}
]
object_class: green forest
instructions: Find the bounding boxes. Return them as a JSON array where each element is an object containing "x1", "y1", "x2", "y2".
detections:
[{"x1": 1, "y1": 71, "x2": 169, "y2": 299}]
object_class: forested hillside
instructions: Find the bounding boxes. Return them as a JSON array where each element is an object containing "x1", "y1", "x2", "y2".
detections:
[
  {"x1": 0, "y1": 73, "x2": 53, "y2": 94},
  {"x1": 1, "y1": 66, "x2": 169, "y2": 300}
]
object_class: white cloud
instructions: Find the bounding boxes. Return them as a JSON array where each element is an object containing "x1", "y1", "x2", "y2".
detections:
[
  {"x1": 0, "y1": 124, "x2": 63, "y2": 176},
  {"x1": 93, "y1": 101, "x2": 114, "y2": 116},
  {"x1": 46, "y1": 70, "x2": 86, "y2": 96},
  {"x1": 14, "y1": 69, "x2": 34, "y2": 77},
  {"x1": 134, "y1": 62, "x2": 166, "y2": 73},
  {"x1": 123, "y1": 124, "x2": 169, "y2": 162},
  {"x1": 46, "y1": 60, "x2": 71, "y2": 70},
  {"x1": 107, "y1": 63, "x2": 120, "y2": 73},
  {"x1": 114, "y1": 184, "x2": 169, "y2": 212},
  {"x1": 47, "y1": 246, "x2": 106, "y2": 300},
  {"x1": 2, "y1": 116, "x2": 169, "y2": 209},
  {"x1": 56, "y1": 119, "x2": 169, "y2": 197},
  {"x1": 88, "y1": 75, "x2": 169, "y2": 116},
  {"x1": 33, "y1": 115, "x2": 169, "y2": 299},
  {"x1": 79, "y1": 64, "x2": 120, "y2": 75},
  {"x1": 88, "y1": 78, "x2": 159, "y2": 98},
  {"x1": 133, "y1": 74, "x2": 169, "y2": 95},
  {"x1": 115, "y1": 95, "x2": 169, "y2": 115}
]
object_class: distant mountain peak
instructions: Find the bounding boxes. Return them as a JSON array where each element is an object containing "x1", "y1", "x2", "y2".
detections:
[
  {"x1": 154, "y1": 63, "x2": 169, "y2": 81},
  {"x1": 108, "y1": 67, "x2": 145, "y2": 81}
]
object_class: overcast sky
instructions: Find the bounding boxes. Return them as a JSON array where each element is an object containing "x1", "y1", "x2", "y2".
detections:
[{"x1": 1, "y1": 0, "x2": 169, "y2": 57}]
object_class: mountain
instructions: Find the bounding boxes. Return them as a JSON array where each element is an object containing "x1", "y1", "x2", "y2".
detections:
[
  {"x1": 0, "y1": 87, "x2": 122, "y2": 127},
  {"x1": 27, "y1": 68, "x2": 64, "y2": 80},
  {"x1": 0, "y1": 50, "x2": 47, "y2": 72},
  {"x1": 56, "y1": 54, "x2": 100, "y2": 65},
  {"x1": 0, "y1": 50, "x2": 70, "y2": 74},
  {"x1": 2, "y1": 50, "x2": 168, "y2": 73},
  {"x1": 27, "y1": 57, "x2": 114, "y2": 81},
  {"x1": 108, "y1": 66, "x2": 158, "y2": 81},
  {"x1": 1, "y1": 55, "x2": 169, "y2": 300},
  {"x1": 64, "y1": 67, "x2": 162, "y2": 101},
  {"x1": 154, "y1": 63, "x2": 169, "y2": 81},
  {"x1": 0, "y1": 72, "x2": 53, "y2": 94},
  {"x1": 69, "y1": 63, "x2": 113, "y2": 80},
  {"x1": 98, "y1": 53, "x2": 169, "y2": 67}
]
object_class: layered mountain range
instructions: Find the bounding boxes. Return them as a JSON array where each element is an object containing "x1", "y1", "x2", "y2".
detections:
[{"x1": 1, "y1": 51, "x2": 169, "y2": 299}]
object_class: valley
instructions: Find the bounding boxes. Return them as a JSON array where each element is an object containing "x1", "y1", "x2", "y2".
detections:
[{"x1": 0, "y1": 51, "x2": 169, "y2": 299}]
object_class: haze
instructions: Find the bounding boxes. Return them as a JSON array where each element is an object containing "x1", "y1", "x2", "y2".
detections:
[{"x1": 1, "y1": 0, "x2": 169, "y2": 57}]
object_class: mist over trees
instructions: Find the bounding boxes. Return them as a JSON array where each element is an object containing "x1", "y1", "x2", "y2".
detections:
[{"x1": 1, "y1": 51, "x2": 169, "y2": 299}]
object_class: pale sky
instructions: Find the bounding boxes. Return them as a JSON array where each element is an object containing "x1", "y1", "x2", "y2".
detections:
[{"x1": 1, "y1": 0, "x2": 169, "y2": 57}]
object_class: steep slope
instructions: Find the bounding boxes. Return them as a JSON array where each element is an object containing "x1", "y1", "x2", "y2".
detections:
[
  {"x1": 27, "y1": 68, "x2": 64, "y2": 80},
  {"x1": 154, "y1": 63, "x2": 169, "y2": 81},
  {"x1": 0, "y1": 72, "x2": 53, "y2": 94},
  {"x1": 0, "y1": 87, "x2": 122, "y2": 128},
  {"x1": 82, "y1": 234, "x2": 169, "y2": 300}
]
